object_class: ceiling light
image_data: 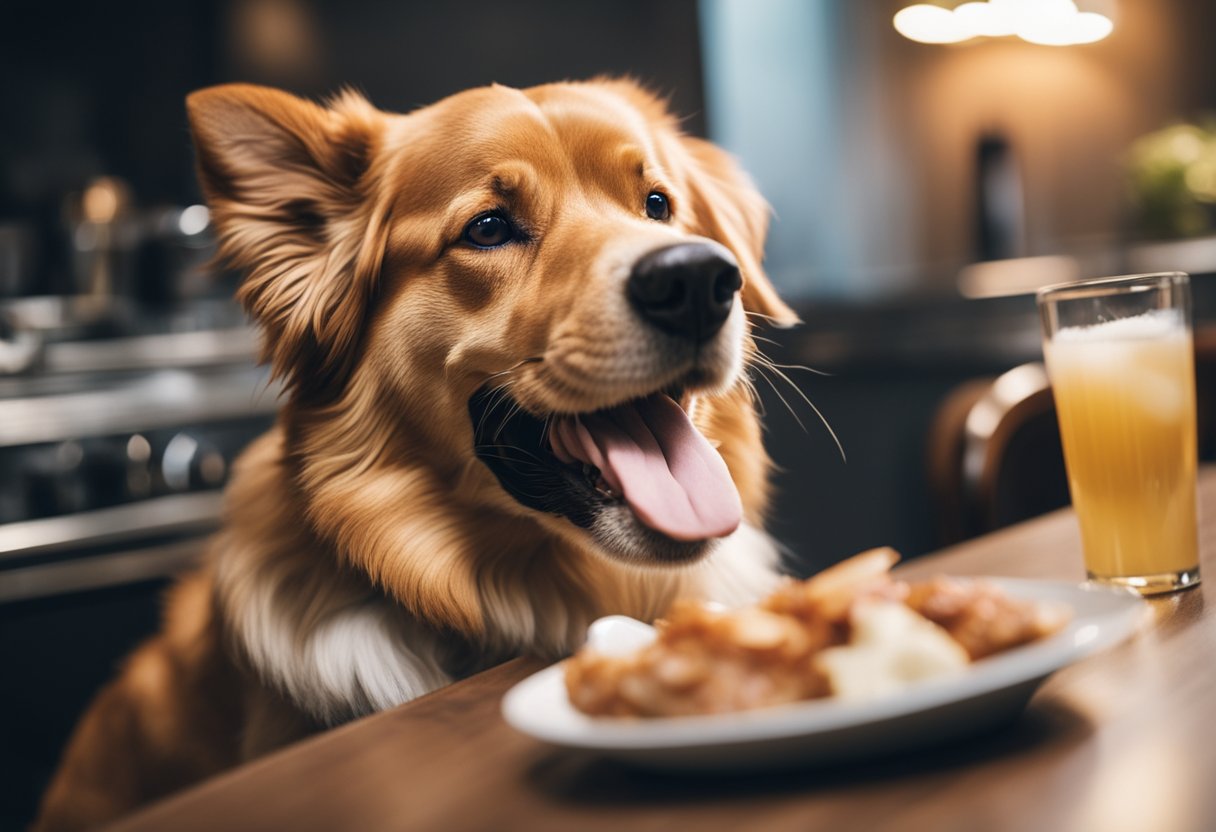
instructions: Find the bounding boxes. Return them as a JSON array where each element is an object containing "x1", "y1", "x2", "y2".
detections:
[{"x1": 894, "y1": 0, "x2": 1114, "y2": 47}]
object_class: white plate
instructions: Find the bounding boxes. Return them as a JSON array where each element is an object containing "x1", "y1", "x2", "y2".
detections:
[{"x1": 501, "y1": 578, "x2": 1146, "y2": 770}]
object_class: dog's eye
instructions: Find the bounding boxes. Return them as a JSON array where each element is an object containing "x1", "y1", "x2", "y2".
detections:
[
  {"x1": 645, "y1": 192, "x2": 671, "y2": 221},
  {"x1": 463, "y1": 212, "x2": 514, "y2": 248}
]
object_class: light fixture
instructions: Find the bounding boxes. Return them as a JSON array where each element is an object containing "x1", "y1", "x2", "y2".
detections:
[{"x1": 894, "y1": 0, "x2": 1113, "y2": 46}]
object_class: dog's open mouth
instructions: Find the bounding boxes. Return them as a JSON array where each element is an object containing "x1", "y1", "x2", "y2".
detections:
[{"x1": 469, "y1": 388, "x2": 742, "y2": 564}]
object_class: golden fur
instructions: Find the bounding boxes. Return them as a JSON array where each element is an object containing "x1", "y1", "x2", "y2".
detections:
[{"x1": 34, "y1": 79, "x2": 797, "y2": 831}]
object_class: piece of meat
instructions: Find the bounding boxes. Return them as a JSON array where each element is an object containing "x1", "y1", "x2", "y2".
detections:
[
  {"x1": 905, "y1": 576, "x2": 1071, "y2": 660},
  {"x1": 565, "y1": 600, "x2": 836, "y2": 717}
]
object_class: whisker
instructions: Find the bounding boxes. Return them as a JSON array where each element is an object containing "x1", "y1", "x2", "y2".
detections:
[
  {"x1": 481, "y1": 356, "x2": 543, "y2": 384},
  {"x1": 473, "y1": 443, "x2": 555, "y2": 467},
  {"x1": 743, "y1": 309, "x2": 785, "y2": 324},
  {"x1": 475, "y1": 380, "x2": 518, "y2": 440},
  {"x1": 472, "y1": 449, "x2": 552, "y2": 471},
  {"x1": 738, "y1": 373, "x2": 766, "y2": 419},
  {"x1": 473, "y1": 356, "x2": 544, "y2": 438},
  {"x1": 749, "y1": 333, "x2": 782, "y2": 349},
  {"x1": 753, "y1": 365, "x2": 806, "y2": 434},
  {"x1": 761, "y1": 359, "x2": 832, "y2": 378},
  {"x1": 796, "y1": 391, "x2": 845, "y2": 462},
  {"x1": 478, "y1": 380, "x2": 513, "y2": 416},
  {"x1": 540, "y1": 412, "x2": 559, "y2": 451},
  {"x1": 494, "y1": 395, "x2": 530, "y2": 442},
  {"x1": 749, "y1": 339, "x2": 832, "y2": 379},
  {"x1": 751, "y1": 359, "x2": 846, "y2": 463}
]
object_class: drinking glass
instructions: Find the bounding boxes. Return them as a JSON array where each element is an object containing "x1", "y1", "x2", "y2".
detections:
[{"x1": 1037, "y1": 272, "x2": 1200, "y2": 594}]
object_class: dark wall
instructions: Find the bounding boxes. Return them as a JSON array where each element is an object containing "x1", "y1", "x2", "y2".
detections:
[
  {"x1": 246, "y1": 1, "x2": 709, "y2": 129},
  {"x1": 0, "y1": 0, "x2": 707, "y2": 292},
  {"x1": 0, "y1": 2, "x2": 221, "y2": 213}
]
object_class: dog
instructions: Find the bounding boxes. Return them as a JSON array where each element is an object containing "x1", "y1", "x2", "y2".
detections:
[{"x1": 33, "y1": 78, "x2": 799, "y2": 831}]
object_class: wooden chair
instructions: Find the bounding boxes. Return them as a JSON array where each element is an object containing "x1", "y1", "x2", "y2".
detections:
[{"x1": 927, "y1": 363, "x2": 1070, "y2": 545}]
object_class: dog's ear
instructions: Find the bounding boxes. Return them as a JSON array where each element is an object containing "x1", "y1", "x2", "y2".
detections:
[
  {"x1": 186, "y1": 84, "x2": 390, "y2": 397},
  {"x1": 678, "y1": 137, "x2": 800, "y2": 327}
]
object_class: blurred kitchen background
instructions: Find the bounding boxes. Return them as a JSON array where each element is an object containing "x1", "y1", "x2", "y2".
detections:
[{"x1": 3, "y1": 0, "x2": 1216, "y2": 826}]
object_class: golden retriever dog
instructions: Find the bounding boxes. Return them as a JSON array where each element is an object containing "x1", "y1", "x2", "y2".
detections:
[{"x1": 34, "y1": 78, "x2": 798, "y2": 830}]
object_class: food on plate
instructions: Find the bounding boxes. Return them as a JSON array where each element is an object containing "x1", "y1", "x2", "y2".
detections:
[
  {"x1": 905, "y1": 575, "x2": 1072, "y2": 660},
  {"x1": 564, "y1": 548, "x2": 1071, "y2": 717}
]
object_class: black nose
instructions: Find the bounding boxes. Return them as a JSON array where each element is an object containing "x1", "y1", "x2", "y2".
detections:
[{"x1": 627, "y1": 242, "x2": 742, "y2": 342}]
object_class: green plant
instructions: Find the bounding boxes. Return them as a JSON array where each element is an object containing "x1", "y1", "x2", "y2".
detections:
[{"x1": 1128, "y1": 120, "x2": 1216, "y2": 239}]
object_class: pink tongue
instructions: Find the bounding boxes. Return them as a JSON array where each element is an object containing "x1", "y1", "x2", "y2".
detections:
[{"x1": 550, "y1": 395, "x2": 742, "y2": 542}]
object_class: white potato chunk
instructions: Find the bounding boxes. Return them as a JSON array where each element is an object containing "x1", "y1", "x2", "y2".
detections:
[{"x1": 815, "y1": 601, "x2": 969, "y2": 701}]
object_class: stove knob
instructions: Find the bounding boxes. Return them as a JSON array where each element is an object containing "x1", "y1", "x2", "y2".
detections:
[
  {"x1": 160, "y1": 432, "x2": 227, "y2": 492},
  {"x1": 22, "y1": 441, "x2": 89, "y2": 517}
]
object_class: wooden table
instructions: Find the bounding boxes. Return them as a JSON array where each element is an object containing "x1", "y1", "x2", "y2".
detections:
[{"x1": 109, "y1": 470, "x2": 1216, "y2": 832}]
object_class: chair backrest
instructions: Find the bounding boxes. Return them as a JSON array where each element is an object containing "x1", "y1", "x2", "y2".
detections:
[{"x1": 927, "y1": 362, "x2": 1070, "y2": 545}]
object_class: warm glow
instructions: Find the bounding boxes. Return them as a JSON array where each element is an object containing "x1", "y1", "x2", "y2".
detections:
[
  {"x1": 82, "y1": 177, "x2": 127, "y2": 223},
  {"x1": 953, "y1": 1, "x2": 1017, "y2": 37},
  {"x1": 894, "y1": 0, "x2": 1114, "y2": 47},
  {"x1": 893, "y1": 5, "x2": 968, "y2": 44}
]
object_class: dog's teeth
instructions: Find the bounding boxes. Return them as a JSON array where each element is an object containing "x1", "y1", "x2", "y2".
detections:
[
  {"x1": 580, "y1": 463, "x2": 620, "y2": 500},
  {"x1": 595, "y1": 481, "x2": 620, "y2": 499}
]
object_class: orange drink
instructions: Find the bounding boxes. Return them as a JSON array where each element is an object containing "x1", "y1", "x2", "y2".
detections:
[{"x1": 1038, "y1": 273, "x2": 1200, "y2": 594}]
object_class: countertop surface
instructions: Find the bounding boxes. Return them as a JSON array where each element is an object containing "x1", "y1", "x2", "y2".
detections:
[{"x1": 107, "y1": 470, "x2": 1216, "y2": 832}]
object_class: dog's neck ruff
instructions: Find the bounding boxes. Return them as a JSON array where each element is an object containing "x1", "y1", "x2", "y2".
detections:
[
  {"x1": 213, "y1": 531, "x2": 454, "y2": 725},
  {"x1": 215, "y1": 519, "x2": 782, "y2": 725}
]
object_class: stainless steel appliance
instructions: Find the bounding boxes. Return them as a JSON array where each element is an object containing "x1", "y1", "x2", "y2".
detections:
[{"x1": 0, "y1": 295, "x2": 280, "y2": 603}]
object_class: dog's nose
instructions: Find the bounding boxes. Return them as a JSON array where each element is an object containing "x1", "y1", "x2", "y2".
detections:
[{"x1": 627, "y1": 242, "x2": 742, "y2": 342}]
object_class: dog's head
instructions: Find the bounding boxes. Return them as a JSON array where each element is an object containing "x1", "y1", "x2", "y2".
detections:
[{"x1": 188, "y1": 80, "x2": 796, "y2": 572}]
